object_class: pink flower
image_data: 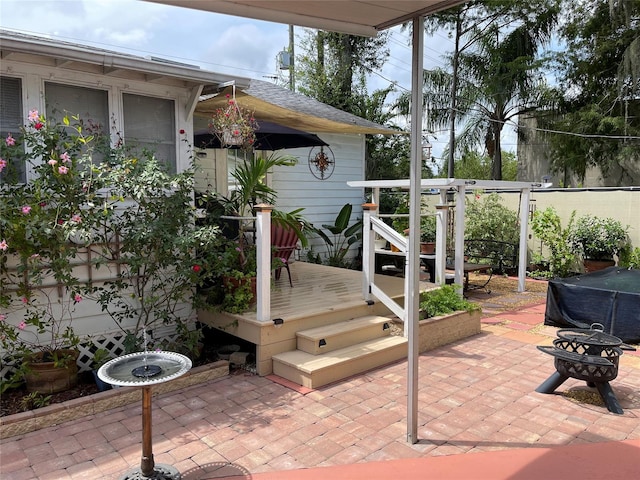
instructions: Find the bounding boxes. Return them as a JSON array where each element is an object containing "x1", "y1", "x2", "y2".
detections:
[
  {"x1": 0, "y1": 314, "x2": 6, "y2": 322},
  {"x1": 21, "y1": 297, "x2": 28, "y2": 304},
  {"x1": 60, "y1": 152, "x2": 71, "y2": 163},
  {"x1": 71, "y1": 214, "x2": 82, "y2": 223},
  {"x1": 48, "y1": 159, "x2": 58, "y2": 166},
  {"x1": 21, "y1": 205, "x2": 32, "y2": 214},
  {"x1": 28, "y1": 109, "x2": 39, "y2": 122},
  {"x1": 0, "y1": 239, "x2": 7, "y2": 251},
  {"x1": 0, "y1": 158, "x2": 6, "y2": 172},
  {"x1": 74, "y1": 294, "x2": 82, "y2": 302},
  {"x1": 18, "y1": 321, "x2": 27, "y2": 330},
  {"x1": 58, "y1": 165, "x2": 69, "y2": 174},
  {"x1": 5, "y1": 134, "x2": 15, "y2": 146}
]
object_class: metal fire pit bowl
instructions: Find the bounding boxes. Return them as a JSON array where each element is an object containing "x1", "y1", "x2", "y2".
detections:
[{"x1": 536, "y1": 327, "x2": 632, "y2": 415}]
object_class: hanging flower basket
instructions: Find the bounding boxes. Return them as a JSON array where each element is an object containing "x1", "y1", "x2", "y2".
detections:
[
  {"x1": 222, "y1": 124, "x2": 245, "y2": 146},
  {"x1": 209, "y1": 91, "x2": 258, "y2": 150}
]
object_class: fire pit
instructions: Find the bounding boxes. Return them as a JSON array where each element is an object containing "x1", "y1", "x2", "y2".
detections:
[{"x1": 536, "y1": 326, "x2": 634, "y2": 414}]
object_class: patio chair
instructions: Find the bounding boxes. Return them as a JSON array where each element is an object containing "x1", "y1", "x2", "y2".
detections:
[{"x1": 271, "y1": 224, "x2": 299, "y2": 287}]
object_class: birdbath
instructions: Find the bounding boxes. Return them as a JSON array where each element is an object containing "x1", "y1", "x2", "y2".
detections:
[{"x1": 98, "y1": 351, "x2": 192, "y2": 480}]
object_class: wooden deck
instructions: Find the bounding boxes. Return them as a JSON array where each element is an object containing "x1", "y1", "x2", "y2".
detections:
[{"x1": 198, "y1": 261, "x2": 434, "y2": 376}]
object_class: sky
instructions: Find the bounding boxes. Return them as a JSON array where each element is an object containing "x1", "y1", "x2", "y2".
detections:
[{"x1": 0, "y1": 0, "x2": 518, "y2": 161}]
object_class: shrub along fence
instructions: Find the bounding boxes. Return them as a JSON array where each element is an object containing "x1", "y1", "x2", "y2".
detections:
[{"x1": 423, "y1": 187, "x2": 639, "y2": 261}]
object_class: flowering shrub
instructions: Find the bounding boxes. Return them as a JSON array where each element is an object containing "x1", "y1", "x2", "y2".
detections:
[
  {"x1": 567, "y1": 214, "x2": 630, "y2": 261},
  {"x1": 208, "y1": 94, "x2": 258, "y2": 150},
  {"x1": 1, "y1": 111, "x2": 219, "y2": 389}
]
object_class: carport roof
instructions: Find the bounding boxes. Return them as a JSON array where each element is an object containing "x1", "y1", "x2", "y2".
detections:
[{"x1": 146, "y1": 1, "x2": 467, "y2": 37}]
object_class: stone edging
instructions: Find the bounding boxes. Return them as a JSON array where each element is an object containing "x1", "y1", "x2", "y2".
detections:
[{"x1": 0, "y1": 360, "x2": 229, "y2": 439}]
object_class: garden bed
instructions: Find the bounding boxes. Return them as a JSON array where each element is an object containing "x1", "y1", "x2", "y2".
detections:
[{"x1": 0, "y1": 360, "x2": 229, "y2": 439}]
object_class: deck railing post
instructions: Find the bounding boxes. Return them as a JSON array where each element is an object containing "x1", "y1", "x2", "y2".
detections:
[
  {"x1": 255, "y1": 204, "x2": 272, "y2": 322},
  {"x1": 435, "y1": 202, "x2": 448, "y2": 285},
  {"x1": 362, "y1": 203, "x2": 377, "y2": 302}
]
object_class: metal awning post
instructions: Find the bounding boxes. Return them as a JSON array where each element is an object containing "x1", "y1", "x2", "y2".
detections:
[{"x1": 406, "y1": 14, "x2": 424, "y2": 446}]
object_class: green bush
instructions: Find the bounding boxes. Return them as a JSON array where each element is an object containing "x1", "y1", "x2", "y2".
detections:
[
  {"x1": 419, "y1": 285, "x2": 480, "y2": 319},
  {"x1": 619, "y1": 246, "x2": 640, "y2": 269},
  {"x1": 530, "y1": 207, "x2": 578, "y2": 278},
  {"x1": 465, "y1": 193, "x2": 519, "y2": 244}
]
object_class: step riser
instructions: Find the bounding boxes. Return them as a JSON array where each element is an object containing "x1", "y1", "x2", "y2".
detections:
[
  {"x1": 273, "y1": 342, "x2": 406, "y2": 389},
  {"x1": 297, "y1": 317, "x2": 393, "y2": 354},
  {"x1": 273, "y1": 338, "x2": 407, "y2": 389}
]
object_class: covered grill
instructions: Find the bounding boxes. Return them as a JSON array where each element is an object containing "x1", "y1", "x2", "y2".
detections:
[{"x1": 536, "y1": 326, "x2": 634, "y2": 414}]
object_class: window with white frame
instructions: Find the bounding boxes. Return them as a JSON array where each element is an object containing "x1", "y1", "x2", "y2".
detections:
[
  {"x1": 123, "y1": 93, "x2": 176, "y2": 173},
  {"x1": 1, "y1": 77, "x2": 179, "y2": 181},
  {"x1": 0, "y1": 76, "x2": 25, "y2": 183},
  {"x1": 45, "y1": 82, "x2": 110, "y2": 164}
]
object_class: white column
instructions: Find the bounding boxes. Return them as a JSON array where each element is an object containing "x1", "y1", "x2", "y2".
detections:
[
  {"x1": 454, "y1": 186, "x2": 466, "y2": 292},
  {"x1": 255, "y1": 204, "x2": 272, "y2": 322},
  {"x1": 435, "y1": 203, "x2": 448, "y2": 285},
  {"x1": 362, "y1": 203, "x2": 377, "y2": 302},
  {"x1": 518, "y1": 189, "x2": 530, "y2": 292}
]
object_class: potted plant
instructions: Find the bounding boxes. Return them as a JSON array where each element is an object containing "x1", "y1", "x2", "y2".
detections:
[
  {"x1": 197, "y1": 152, "x2": 311, "y2": 312},
  {"x1": 420, "y1": 215, "x2": 437, "y2": 254},
  {"x1": 208, "y1": 93, "x2": 258, "y2": 150},
  {"x1": 90, "y1": 348, "x2": 113, "y2": 391},
  {"x1": 567, "y1": 214, "x2": 630, "y2": 272}
]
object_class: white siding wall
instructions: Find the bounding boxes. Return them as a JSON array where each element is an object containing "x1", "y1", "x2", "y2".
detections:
[
  {"x1": 1, "y1": 59, "x2": 198, "y2": 351},
  {"x1": 271, "y1": 133, "x2": 366, "y2": 260},
  {"x1": 0, "y1": 59, "x2": 196, "y2": 179}
]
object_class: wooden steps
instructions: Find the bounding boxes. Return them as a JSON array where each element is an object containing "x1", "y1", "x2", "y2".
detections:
[
  {"x1": 272, "y1": 315, "x2": 407, "y2": 389},
  {"x1": 296, "y1": 315, "x2": 393, "y2": 354}
]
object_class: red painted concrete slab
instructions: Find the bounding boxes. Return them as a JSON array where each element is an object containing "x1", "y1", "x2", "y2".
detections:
[{"x1": 238, "y1": 439, "x2": 640, "y2": 480}]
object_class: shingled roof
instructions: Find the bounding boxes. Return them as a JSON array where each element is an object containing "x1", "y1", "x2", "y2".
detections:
[{"x1": 196, "y1": 79, "x2": 400, "y2": 135}]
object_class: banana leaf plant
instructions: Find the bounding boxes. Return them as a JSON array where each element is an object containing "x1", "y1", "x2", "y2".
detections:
[{"x1": 316, "y1": 203, "x2": 362, "y2": 267}]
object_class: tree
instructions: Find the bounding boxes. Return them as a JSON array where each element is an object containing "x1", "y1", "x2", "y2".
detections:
[
  {"x1": 396, "y1": 1, "x2": 560, "y2": 180},
  {"x1": 544, "y1": 0, "x2": 640, "y2": 184},
  {"x1": 296, "y1": 29, "x2": 390, "y2": 113},
  {"x1": 442, "y1": 150, "x2": 517, "y2": 180},
  {"x1": 297, "y1": 29, "x2": 411, "y2": 181}
]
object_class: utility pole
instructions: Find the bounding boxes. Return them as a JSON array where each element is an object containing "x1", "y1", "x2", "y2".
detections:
[{"x1": 289, "y1": 24, "x2": 295, "y2": 91}]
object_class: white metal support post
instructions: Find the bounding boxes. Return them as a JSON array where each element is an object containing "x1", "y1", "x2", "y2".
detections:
[
  {"x1": 517, "y1": 189, "x2": 531, "y2": 292},
  {"x1": 454, "y1": 187, "x2": 466, "y2": 290},
  {"x1": 407, "y1": 14, "x2": 424, "y2": 445}
]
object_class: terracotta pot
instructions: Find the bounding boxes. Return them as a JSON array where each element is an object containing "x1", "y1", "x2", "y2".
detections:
[
  {"x1": 420, "y1": 242, "x2": 436, "y2": 255},
  {"x1": 583, "y1": 259, "x2": 615, "y2": 273},
  {"x1": 24, "y1": 349, "x2": 79, "y2": 394}
]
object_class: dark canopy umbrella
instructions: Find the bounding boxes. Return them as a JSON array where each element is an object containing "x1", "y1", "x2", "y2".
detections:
[{"x1": 194, "y1": 120, "x2": 329, "y2": 150}]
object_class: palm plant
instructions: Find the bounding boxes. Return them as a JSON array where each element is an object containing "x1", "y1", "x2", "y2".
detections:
[{"x1": 396, "y1": 1, "x2": 559, "y2": 179}]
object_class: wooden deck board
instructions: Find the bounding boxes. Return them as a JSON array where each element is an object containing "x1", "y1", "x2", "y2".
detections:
[{"x1": 239, "y1": 261, "x2": 423, "y2": 322}]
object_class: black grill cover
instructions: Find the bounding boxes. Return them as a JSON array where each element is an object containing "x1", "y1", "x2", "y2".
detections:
[{"x1": 544, "y1": 267, "x2": 640, "y2": 343}]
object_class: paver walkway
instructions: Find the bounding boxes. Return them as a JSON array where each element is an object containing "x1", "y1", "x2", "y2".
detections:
[{"x1": 1, "y1": 280, "x2": 639, "y2": 479}]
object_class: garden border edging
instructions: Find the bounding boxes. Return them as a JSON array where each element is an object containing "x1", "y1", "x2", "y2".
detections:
[{"x1": 0, "y1": 360, "x2": 229, "y2": 439}]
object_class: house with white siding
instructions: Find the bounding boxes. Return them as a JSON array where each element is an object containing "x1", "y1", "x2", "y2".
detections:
[{"x1": 0, "y1": 29, "x2": 397, "y2": 376}]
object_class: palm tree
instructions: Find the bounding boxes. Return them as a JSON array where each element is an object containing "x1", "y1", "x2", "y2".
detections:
[{"x1": 396, "y1": 2, "x2": 559, "y2": 179}]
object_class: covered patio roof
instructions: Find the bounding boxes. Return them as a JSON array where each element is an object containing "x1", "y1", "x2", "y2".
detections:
[{"x1": 146, "y1": 1, "x2": 467, "y2": 37}]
